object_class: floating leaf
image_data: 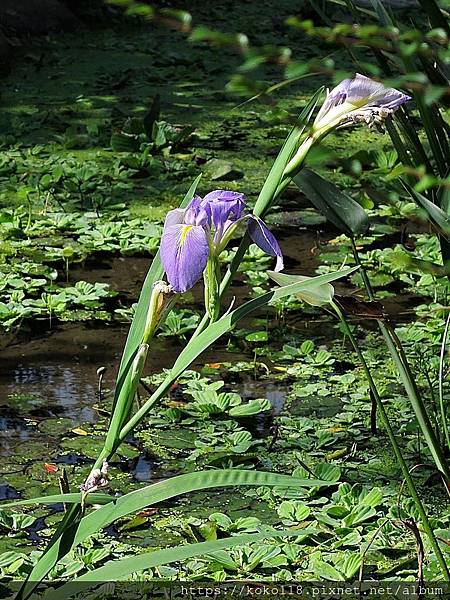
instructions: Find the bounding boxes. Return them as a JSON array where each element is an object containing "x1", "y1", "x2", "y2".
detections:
[
  {"x1": 245, "y1": 331, "x2": 269, "y2": 343},
  {"x1": 229, "y1": 399, "x2": 271, "y2": 417},
  {"x1": 203, "y1": 158, "x2": 243, "y2": 181},
  {"x1": 71, "y1": 428, "x2": 88, "y2": 436}
]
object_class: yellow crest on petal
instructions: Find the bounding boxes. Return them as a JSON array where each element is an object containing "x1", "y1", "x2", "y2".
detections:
[{"x1": 179, "y1": 225, "x2": 193, "y2": 246}]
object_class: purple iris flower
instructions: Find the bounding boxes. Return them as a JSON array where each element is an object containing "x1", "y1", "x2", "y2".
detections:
[
  {"x1": 284, "y1": 74, "x2": 410, "y2": 177},
  {"x1": 314, "y1": 73, "x2": 411, "y2": 131},
  {"x1": 160, "y1": 190, "x2": 283, "y2": 293}
]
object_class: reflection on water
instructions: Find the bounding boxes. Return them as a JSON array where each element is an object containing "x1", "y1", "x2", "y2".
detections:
[
  {"x1": 0, "y1": 410, "x2": 37, "y2": 457},
  {"x1": 0, "y1": 321, "x2": 260, "y2": 462},
  {"x1": 0, "y1": 484, "x2": 20, "y2": 500},
  {"x1": 0, "y1": 324, "x2": 129, "y2": 459},
  {"x1": 132, "y1": 455, "x2": 154, "y2": 482},
  {"x1": 6, "y1": 364, "x2": 98, "y2": 421},
  {"x1": 0, "y1": 328, "x2": 293, "y2": 460},
  {"x1": 0, "y1": 362, "x2": 104, "y2": 458}
]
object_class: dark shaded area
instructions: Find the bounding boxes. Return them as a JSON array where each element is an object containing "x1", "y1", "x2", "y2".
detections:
[
  {"x1": 0, "y1": 0, "x2": 79, "y2": 35},
  {"x1": 0, "y1": 0, "x2": 109, "y2": 69}
]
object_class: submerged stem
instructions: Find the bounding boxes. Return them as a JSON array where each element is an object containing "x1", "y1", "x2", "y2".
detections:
[
  {"x1": 439, "y1": 313, "x2": 450, "y2": 453},
  {"x1": 350, "y1": 238, "x2": 450, "y2": 488},
  {"x1": 332, "y1": 301, "x2": 450, "y2": 581}
]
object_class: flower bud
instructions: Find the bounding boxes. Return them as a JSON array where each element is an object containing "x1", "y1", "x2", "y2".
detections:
[
  {"x1": 204, "y1": 255, "x2": 221, "y2": 322},
  {"x1": 143, "y1": 280, "x2": 176, "y2": 343}
]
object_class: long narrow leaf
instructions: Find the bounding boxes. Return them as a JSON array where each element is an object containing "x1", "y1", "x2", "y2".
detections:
[
  {"x1": 294, "y1": 168, "x2": 369, "y2": 236},
  {"x1": 120, "y1": 267, "x2": 359, "y2": 440},
  {"x1": 170, "y1": 270, "x2": 352, "y2": 371},
  {"x1": 401, "y1": 180, "x2": 450, "y2": 236},
  {"x1": 19, "y1": 470, "x2": 327, "y2": 591},
  {"x1": 48, "y1": 529, "x2": 314, "y2": 595},
  {"x1": 414, "y1": 92, "x2": 448, "y2": 178},
  {"x1": 253, "y1": 88, "x2": 323, "y2": 216},
  {"x1": 437, "y1": 179, "x2": 450, "y2": 267},
  {"x1": 268, "y1": 271, "x2": 334, "y2": 306}
]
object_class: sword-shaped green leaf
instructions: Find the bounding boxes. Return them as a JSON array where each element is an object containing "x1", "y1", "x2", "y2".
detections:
[{"x1": 294, "y1": 168, "x2": 369, "y2": 237}]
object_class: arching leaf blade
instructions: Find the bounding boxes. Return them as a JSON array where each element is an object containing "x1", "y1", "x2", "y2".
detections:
[
  {"x1": 18, "y1": 470, "x2": 327, "y2": 593},
  {"x1": 168, "y1": 268, "x2": 357, "y2": 381},
  {"x1": 268, "y1": 271, "x2": 334, "y2": 306},
  {"x1": 52, "y1": 529, "x2": 313, "y2": 593},
  {"x1": 401, "y1": 180, "x2": 450, "y2": 237},
  {"x1": 294, "y1": 168, "x2": 369, "y2": 236}
]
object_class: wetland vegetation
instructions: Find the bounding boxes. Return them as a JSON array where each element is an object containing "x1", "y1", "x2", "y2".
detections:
[{"x1": 0, "y1": 0, "x2": 449, "y2": 595}]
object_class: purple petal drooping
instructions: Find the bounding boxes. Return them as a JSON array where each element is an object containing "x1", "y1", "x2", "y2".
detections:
[
  {"x1": 160, "y1": 222, "x2": 209, "y2": 293},
  {"x1": 164, "y1": 208, "x2": 186, "y2": 228},
  {"x1": 247, "y1": 216, "x2": 284, "y2": 272}
]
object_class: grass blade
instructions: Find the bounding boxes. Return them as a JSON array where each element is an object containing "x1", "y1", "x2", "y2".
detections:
[
  {"x1": 268, "y1": 271, "x2": 334, "y2": 306},
  {"x1": 253, "y1": 87, "x2": 323, "y2": 217},
  {"x1": 417, "y1": 0, "x2": 450, "y2": 35},
  {"x1": 401, "y1": 180, "x2": 450, "y2": 236}
]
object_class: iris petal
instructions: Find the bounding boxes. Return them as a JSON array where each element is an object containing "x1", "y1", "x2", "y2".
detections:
[
  {"x1": 346, "y1": 73, "x2": 410, "y2": 109},
  {"x1": 247, "y1": 216, "x2": 284, "y2": 272},
  {"x1": 184, "y1": 196, "x2": 211, "y2": 227},
  {"x1": 323, "y1": 73, "x2": 410, "y2": 112},
  {"x1": 313, "y1": 74, "x2": 410, "y2": 134},
  {"x1": 160, "y1": 223, "x2": 209, "y2": 292},
  {"x1": 164, "y1": 208, "x2": 186, "y2": 228},
  {"x1": 202, "y1": 190, "x2": 247, "y2": 231}
]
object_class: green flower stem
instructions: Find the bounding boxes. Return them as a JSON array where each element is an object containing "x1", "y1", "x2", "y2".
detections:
[
  {"x1": 204, "y1": 254, "x2": 221, "y2": 322},
  {"x1": 100, "y1": 343, "x2": 149, "y2": 464},
  {"x1": 438, "y1": 313, "x2": 450, "y2": 453},
  {"x1": 118, "y1": 373, "x2": 175, "y2": 445},
  {"x1": 350, "y1": 238, "x2": 450, "y2": 489},
  {"x1": 332, "y1": 300, "x2": 450, "y2": 581},
  {"x1": 283, "y1": 135, "x2": 317, "y2": 177},
  {"x1": 93, "y1": 344, "x2": 166, "y2": 467}
]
